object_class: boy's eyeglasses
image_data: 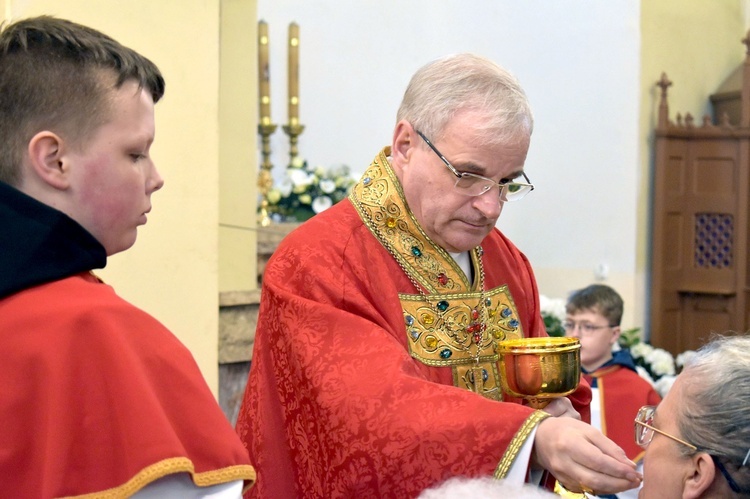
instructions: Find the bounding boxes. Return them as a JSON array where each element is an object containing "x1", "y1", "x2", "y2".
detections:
[
  {"x1": 416, "y1": 130, "x2": 534, "y2": 201},
  {"x1": 562, "y1": 321, "x2": 616, "y2": 335},
  {"x1": 634, "y1": 406, "x2": 748, "y2": 494}
]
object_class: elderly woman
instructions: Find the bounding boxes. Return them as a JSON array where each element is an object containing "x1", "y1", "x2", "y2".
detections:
[{"x1": 635, "y1": 334, "x2": 750, "y2": 498}]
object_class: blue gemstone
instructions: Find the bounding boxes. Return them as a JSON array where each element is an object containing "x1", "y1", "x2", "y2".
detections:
[
  {"x1": 501, "y1": 308, "x2": 512, "y2": 318},
  {"x1": 439, "y1": 349, "x2": 452, "y2": 359},
  {"x1": 437, "y1": 301, "x2": 449, "y2": 311},
  {"x1": 510, "y1": 319, "x2": 519, "y2": 328},
  {"x1": 405, "y1": 315, "x2": 414, "y2": 326},
  {"x1": 411, "y1": 247, "x2": 422, "y2": 257},
  {"x1": 363, "y1": 177, "x2": 372, "y2": 185}
]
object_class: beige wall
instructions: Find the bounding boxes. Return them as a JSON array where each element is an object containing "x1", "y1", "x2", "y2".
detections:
[
  {"x1": 638, "y1": 0, "x2": 748, "y2": 332},
  {"x1": 3, "y1": 1, "x2": 258, "y2": 394}
]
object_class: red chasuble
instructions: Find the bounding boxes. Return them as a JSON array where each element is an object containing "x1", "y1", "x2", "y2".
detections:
[
  {"x1": 590, "y1": 365, "x2": 662, "y2": 461},
  {"x1": 237, "y1": 148, "x2": 591, "y2": 498},
  {"x1": 0, "y1": 272, "x2": 256, "y2": 498}
]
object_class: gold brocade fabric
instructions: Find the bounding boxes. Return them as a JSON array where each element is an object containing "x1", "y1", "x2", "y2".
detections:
[{"x1": 350, "y1": 147, "x2": 524, "y2": 401}]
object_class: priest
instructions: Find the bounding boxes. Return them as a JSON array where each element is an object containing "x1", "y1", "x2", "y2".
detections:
[{"x1": 236, "y1": 53, "x2": 641, "y2": 498}]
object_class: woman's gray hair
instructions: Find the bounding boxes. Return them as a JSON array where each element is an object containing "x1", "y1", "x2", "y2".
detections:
[
  {"x1": 679, "y1": 334, "x2": 750, "y2": 490},
  {"x1": 396, "y1": 53, "x2": 533, "y2": 148}
]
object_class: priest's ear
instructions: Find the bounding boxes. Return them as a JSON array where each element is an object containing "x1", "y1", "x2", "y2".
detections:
[
  {"x1": 392, "y1": 120, "x2": 418, "y2": 165},
  {"x1": 25, "y1": 130, "x2": 70, "y2": 191},
  {"x1": 683, "y1": 452, "x2": 717, "y2": 499}
]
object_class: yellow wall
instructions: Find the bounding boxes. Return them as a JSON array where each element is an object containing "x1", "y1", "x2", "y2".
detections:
[
  {"x1": 220, "y1": 0, "x2": 259, "y2": 292},
  {"x1": 3, "y1": 1, "x2": 259, "y2": 394},
  {"x1": 638, "y1": 0, "x2": 747, "y2": 329}
]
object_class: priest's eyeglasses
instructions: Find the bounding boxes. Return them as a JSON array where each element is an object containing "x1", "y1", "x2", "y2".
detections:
[
  {"x1": 416, "y1": 130, "x2": 534, "y2": 201},
  {"x1": 635, "y1": 406, "x2": 749, "y2": 494}
]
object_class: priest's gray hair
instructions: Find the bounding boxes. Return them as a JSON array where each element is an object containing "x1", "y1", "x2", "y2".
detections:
[
  {"x1": 396, "y1": 53, "x2": 533, "y2": 148},
  {"x1": 679, "y1": 334, "x2": 750, "y2": 487}
]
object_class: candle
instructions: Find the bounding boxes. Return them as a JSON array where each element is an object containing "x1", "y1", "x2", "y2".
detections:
[
  {"x1": 288, "y1": 22, "x2": 300, "y2": 124},
  {"x1": 258, "y1": 20, "x2": 271, "y2": 124}
]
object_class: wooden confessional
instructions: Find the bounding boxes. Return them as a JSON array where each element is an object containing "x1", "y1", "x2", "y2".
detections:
[{"x1": 650, "y1": 32, "x2": 750, "y2": 355}]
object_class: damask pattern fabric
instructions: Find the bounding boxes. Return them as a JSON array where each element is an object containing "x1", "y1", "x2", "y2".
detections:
[{"x1": 236, "y1": 148, "x2": 590, "y2": 498}]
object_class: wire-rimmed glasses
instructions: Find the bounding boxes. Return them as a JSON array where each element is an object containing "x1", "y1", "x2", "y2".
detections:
[
  {"x1": 416, "y1": 130, "x2": 534, "y2": 201},
  {"x1": 562, "y1": 321, "x2": 617, "y2": 336},
  {"x1": 634, "y1": 405, "x2": 748, "y2": 494}
]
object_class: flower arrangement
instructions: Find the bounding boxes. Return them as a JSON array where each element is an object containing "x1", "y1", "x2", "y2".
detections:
[
  {"x1": 264, "y1": 157, "x2": 358, "y2": 222},
  {"x1": 540, "y1": 295, "x2": 566, "y2": 337},
  {"x1": 618, "y1": 328, "x2": 696, "y2": 397}
]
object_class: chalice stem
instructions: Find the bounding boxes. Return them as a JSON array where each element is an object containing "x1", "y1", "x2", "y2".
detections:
[{"x1": 527, "y1": 397, "x2": 550, "y2": 409}]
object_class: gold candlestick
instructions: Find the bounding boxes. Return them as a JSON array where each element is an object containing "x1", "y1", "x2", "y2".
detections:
[
  {"x1": 257, "y1": 122, "x2": 278, "y2": 227},
  {"x1": 282, "y1": 121, "x2": 305, "y2": 165},
  {"x1": 257, "y1": 20, "x2": 276, "y2": 227}
]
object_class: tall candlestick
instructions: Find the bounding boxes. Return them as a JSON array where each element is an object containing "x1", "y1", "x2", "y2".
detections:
[
  {"x1": 288, "y1": 22, "x2": 300, "y2": 124},
  {"x1": 258, "y1": 20, "x2": 271, "y2": 124}
]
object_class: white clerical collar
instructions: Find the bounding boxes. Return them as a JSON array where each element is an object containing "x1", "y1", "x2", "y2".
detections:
[{"x1": 448, "y1": 251, "x2": 472, "y2": 282}]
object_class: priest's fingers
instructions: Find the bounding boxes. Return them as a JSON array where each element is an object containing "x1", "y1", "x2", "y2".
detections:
[
  {"x1": 540, "y1": 396, "x2": 581, "y2": 419},
  {"x1": 532, "y1": 417, "x2": 642, "y2": 495}
]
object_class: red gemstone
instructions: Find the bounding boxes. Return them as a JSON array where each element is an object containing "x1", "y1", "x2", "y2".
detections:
[{"x1": 438, "y1": 273, "x2": 448, "y2": 286}]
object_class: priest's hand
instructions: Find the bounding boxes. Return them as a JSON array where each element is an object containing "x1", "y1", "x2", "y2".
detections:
[
  {"x1": 531, "y1": 417, "x2": 642, "y2": 495},
  {"x1": 540, "y1": 396, "x2": 581, "y2": 419}
]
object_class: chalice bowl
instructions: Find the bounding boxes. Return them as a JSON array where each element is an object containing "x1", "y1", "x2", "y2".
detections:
[{"x1": 496, "y1": 337, "x2": 581, "y2": 409}]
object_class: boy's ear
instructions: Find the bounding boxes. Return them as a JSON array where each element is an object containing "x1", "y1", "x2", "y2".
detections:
[
  {"x1": 27, "y1": 131, "x2": 70, "y2": 190},
  {"x1": 683, "y1": 453, "x2": 717, "y2": 499},
  {"x1": 610, "y1": 325, "x2": 622, "y2": 346}
]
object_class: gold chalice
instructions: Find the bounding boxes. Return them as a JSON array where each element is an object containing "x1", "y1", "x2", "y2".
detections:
[{"x1": 496, "y1": 337, "x2": 581, "y2": 409}]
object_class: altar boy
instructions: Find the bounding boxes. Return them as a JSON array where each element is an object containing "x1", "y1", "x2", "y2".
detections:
[{"x1": 564, "y1": 284, "x2": 660, "y2": 498}]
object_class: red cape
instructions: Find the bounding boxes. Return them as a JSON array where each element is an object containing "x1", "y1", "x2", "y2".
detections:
[
  {"x1": 0, "y1": 273, "x2": 255, "y2": 497},
  {"x1": 590, "y1": 365, "x2": 662, "y2": 461}
]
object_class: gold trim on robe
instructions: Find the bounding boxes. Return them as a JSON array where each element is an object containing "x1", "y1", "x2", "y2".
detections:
[
  {"x1": 494, "y1": 410, "x2": 550, "y2": 479},
  {"x1": 350, "y1": 147, "x2": 525, "y2": 401}
]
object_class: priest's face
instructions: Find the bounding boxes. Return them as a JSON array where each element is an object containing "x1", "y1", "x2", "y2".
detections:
[{"x1": 395, "y1": 112, "x2": 529, "y2": 253}]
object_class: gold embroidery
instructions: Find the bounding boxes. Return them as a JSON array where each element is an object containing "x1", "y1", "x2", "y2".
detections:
[
  {"x1": 351, "y1": 147, "x2": 526, "y2": 401},
  {"x1": 494, "y1": 410, "x2": 550, "y2": 479},
  {"x1": 60, "y1": 457, "x2": 256, "y2": 498}
]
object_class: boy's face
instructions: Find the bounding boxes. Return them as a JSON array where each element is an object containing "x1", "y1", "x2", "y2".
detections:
[
  {"x1": 564, "y1": 308, "x2": 620, "y2": 371},
  {"x1": 64, "y1": 81, "x2": 163, "y2": 256}
]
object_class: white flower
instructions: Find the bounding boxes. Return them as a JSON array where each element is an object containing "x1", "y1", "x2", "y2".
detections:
[
  {"x1": 278, "y1": 178, "x2": 293, "y2": 197},
  {"x1": 636, "y1": 365, "x2": 656, "y2": 387},
  {"x1": 630, "y1": 342, "x2": 654, "y2": 360},
  {"x1": 320, "y1": 179, "x2": 336, "y2": 194},
  {"x1": 266, "y1": 188, "x2": 281, "y2": 204},
  {"x1": 312, "y1": 196, "x2": 333, "y2": 213},
  {"x1": 289, "y1": 156, "x2": 305, "y2": 169},
  {"x1": 289, "y1": 169, "x2": 314, "y2": 187},
  {"x1": 539, "y1": 295, "x2": 566, "y2": 321},
  {"x1": 654, "y1": 375, "x2": 677, "y2": 397},
  {"x1": 675, "y1": 350, "x2": 697, "y2": 369},
  {"x1": 645, "y1": 348, "x2": 676, "y2": 376}
]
